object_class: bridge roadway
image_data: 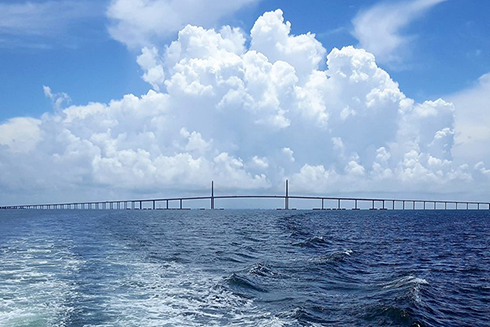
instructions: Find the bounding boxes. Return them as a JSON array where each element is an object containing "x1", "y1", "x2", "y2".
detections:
[{"x1": 1, "y1": 180, "x2": 489, "y2": 211}]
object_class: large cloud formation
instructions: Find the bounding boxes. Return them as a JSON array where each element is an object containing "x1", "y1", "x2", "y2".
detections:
[{"x1": 1, "y1": 10, "x2": 488, "y2": 204}]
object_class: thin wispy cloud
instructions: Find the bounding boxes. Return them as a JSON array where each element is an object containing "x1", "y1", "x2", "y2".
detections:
[
  {"x1": 0, "y1": 1, "x2": 103, "y2": 48},
  {"x1": 316, "y1": 26, "x2": 348, "y2": 39},
  {"x1": 352, "y1": 0, "x2": 446, "y2": 64}
]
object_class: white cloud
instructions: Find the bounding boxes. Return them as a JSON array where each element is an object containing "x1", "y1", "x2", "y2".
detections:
[
  {"x1": 1, "y1": 9, "x2": 489, "y2": 204},
  {"x1": 107, "y1": 0, "x2": 259, "y2": 48},
  {"x1": 449, "y1": 73, "x2": 490, "y2": 166},
  {"x1": 43, "y1": 85, "x2": 71, "y2": 111},
  {"x1": 475, "y1": 162, "x2": 490, "y2": 176},
  {"x1": 282, "y1": 148, "x2": 295, "y2": 163},
  {"x1": 137, "y1": 47, "x2": 166, "y2": 91},
  {"x1": 290, "y1": 164, "x2": 338, "y2": 193},
  {"x1": 352, "y1": 0, "x2": 446, "y2": 63},
  {"x1": 251, "y1": 156, "x2": 269, "y2": 169},
  {"x1": 184, "y1": 130, "x2": 212, "y2": 154},
  {"x1": 250, "y1": 9, "x2": 326, "y2": 79},
  {"x1": 345, "y1": 160, "x2": 366, "y2": 176},
  {"x1": 0, "y1": 117, "x2": 41, "y2": 153}
]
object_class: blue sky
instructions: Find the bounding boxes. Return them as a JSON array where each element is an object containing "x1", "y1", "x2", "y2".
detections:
[
  {"x1": 1, "y1": 0, "x2": 490, "y2": 204},
  {"x1": 1, "y1": 0, "x2": 489, "y2": 121}
]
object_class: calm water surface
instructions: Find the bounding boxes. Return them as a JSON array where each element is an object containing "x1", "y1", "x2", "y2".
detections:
[{"x1": 0, "y1": 210, "x2": 489, "y2": 326}]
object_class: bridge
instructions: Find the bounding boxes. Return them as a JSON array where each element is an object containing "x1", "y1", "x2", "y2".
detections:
[{"x1": 1, "y1": 181, "x2": 489, "y2": 211}]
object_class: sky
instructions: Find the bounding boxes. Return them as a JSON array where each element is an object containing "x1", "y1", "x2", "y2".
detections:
[{"x1": 1, "y1": 0, "x2": 490, "y2": 205}]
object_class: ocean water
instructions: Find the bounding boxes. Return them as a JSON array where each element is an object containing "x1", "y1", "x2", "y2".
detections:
[{"x1": 0, "y1": 209, "x2": 489, "y2": 327}]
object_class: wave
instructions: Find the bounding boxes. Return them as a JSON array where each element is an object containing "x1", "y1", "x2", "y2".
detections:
[
  {"x1": 346, "y1": 275, "x2": 432, "y2": 326},
  {"x1": 224, "y1": 273, "x2": 269, "y2": 294},
  {"x1": 381, "y1": 276, "x2": 429, "y2": 289},
  {"x1": 248, "y1": 263, "x2": 277, "y2": 277},
  {"x1": 380, "y1": 276, "x2": 429, "y2": 303},
  {"x1": 361, "y1": 305, "x2": 425, "y2": 327},
  {"x1": 316, "y1": 249, "x2": 354, "y2": 264},
  {"x1": 293, "y1": 236, "x2": 332, "y2": 248},
  {"x1": 287, "y1": 306, "x2": 334, "y2": 326}
]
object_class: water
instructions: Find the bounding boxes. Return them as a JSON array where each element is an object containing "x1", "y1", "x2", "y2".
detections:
[{"x1": 0, "y1": 210, "x2": 489, "y2": 326}]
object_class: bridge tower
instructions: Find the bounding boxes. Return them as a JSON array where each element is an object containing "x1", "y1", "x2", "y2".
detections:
[
  {"x1": 285, "y1": 179, "x2": 289, "y2": 210},
  {"x1": 211, "y1": 181, "x2": 215, "y2": 210}
]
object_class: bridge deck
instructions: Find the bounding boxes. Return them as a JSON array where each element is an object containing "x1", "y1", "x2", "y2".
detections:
[{"x1": 2, "y1": 194, "x2": 489, "y2": 210}]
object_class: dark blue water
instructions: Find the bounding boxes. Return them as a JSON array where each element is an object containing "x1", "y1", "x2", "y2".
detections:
[{"x1": 0, "y1": 210, "x2": 489, "y2": 326}]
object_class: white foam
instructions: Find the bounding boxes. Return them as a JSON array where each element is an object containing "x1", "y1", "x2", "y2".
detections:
[
  {"x1": 95, "y1": 252, "x2": 293, "y2": 327},
  {"x1": 343, "y1": 249, "x2": 353, "y2": 256},
  {"x1": 1, "y1": 234, "x2": 291, "y2": 326},
  {"x1": 380, "y1": 275, "x2": 429, "y2": 304},
  {"x1": 382, "y1": 275, "x2": 429, "y2": 289},
  {"x1": 0, "y1": 238, "x2": 80, "y2": 327}
]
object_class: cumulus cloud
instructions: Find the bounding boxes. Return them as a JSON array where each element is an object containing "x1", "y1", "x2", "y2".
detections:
[
  {"x1": 1, "y1": 9, "x2": 488, "y2": 204},
  {"x1": 250, "y1": 10, "x2": 326, "y2": 79},
  {"x1": 137, "y1": 47, "x2": 166, "y2": 91},
  {"x1": 0, "y1": 117, "x2": 41, "y2": 153},
  {"x1": 107, "y1": 0, "x2": 259, "y2": 48},
  {"x1": 352, "y1": 0, "x2": 446, "y2": 63}
]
